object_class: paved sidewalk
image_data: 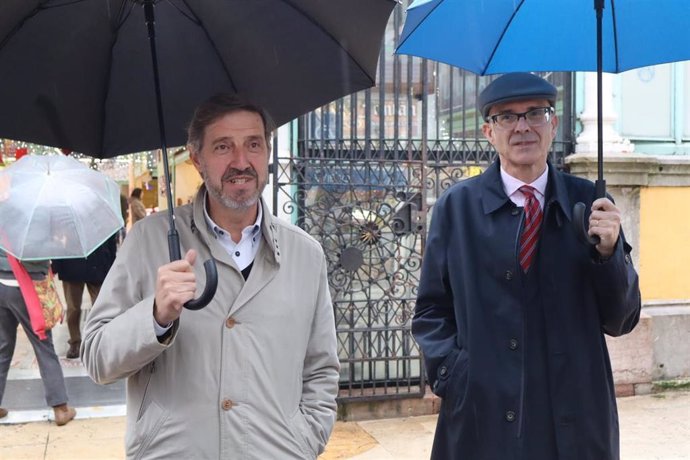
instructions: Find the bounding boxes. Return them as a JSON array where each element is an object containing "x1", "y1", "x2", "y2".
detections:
[
  {"x1": 2, "y1": 284, "x2": 689, "y2": 459},
  {"x1": 1, "y1": 390, "x2": 689, "y2": 459}
]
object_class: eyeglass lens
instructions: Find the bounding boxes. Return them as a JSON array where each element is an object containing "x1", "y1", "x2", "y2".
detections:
[{"x1": 490, "y1": 108, "x2": 553, "y2": 128}]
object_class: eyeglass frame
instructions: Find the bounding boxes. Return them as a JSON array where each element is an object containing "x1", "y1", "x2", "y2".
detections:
[{"x1": 485, "y1": 106, "x2": 555, "y2": 129}]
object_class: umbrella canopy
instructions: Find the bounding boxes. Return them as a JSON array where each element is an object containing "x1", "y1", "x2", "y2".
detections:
[
  {"x1": 0, "y1": 0, "x2": 396, "y2": 158},
  {"x1": 0, "y1": 0, "x2": 396, "y2": 308},
  {"x1": 396, "y1": 0, "x2": 690, "y2": 243},
  {"x1": 0, "y1": 155, "x2": 124, "y2": 261},
  {"x1": 396, "y1": 0, "x2": 690, "y2": 75}
]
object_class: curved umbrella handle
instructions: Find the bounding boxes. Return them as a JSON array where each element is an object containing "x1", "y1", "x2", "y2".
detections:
[
  {"x1": 572, "y1": 179, "x2": 606, "y2": 246},
  {"x1": 183, "y1": 259, "x2": 218, "y2": 310},
  {"x1": 572, "y1": 202, "x2": 600, "y2": 246},
  {"x1": 167, "y1": 231, "x2": 218, "y2": 310}
]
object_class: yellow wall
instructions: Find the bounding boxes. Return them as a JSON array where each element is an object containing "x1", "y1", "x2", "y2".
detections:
[{"x1": 639, "y1": 187, "x2": 690, "y2": 301}]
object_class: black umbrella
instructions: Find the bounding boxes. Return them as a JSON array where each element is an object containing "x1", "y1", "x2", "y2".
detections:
[{"x1": 0, "y1": 0, "x2": 396, "y2": 308}]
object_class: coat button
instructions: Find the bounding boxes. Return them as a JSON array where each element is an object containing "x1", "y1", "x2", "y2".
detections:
[
  {"x1": 624, "y1": 254, "x2": 632, "y2": 264},
  {"x1": 225, "y1": 317, "x2": 237, "y2": 329},
  {"x1": 509, "y1": 338, "x2": 519, "y2": 350},
  {"x1": 504, "y1": 270, "x2": 513, "y2": 280},
  {"x1": 439, "y1": 366, "x2": 448, "y2": 377},
  {"x1": 221, "y1": 399, "x2": 234, "y2": 411},
  {"x1": 505, "y1": 410, "x2": 516, "y2": 422}
]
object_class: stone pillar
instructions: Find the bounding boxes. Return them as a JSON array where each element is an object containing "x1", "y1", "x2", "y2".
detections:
[{"x1": 575, "y1": 72, "x2": 634, "y2": 155}]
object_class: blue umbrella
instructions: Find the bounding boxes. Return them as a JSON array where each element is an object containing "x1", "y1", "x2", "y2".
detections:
[{"x1": 396, "y1": 0, "x2": 690, "y2": 244}]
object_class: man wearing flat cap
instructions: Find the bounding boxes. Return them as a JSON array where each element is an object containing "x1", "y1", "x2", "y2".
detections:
[{"x1": 413, "y1": 73, "x2": 640, "y2": 460}]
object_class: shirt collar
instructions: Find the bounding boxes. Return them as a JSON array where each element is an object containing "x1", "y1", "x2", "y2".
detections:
[
  {"x1": 202, "y1": 190, "x2": 262, "y2": 239},
  {"x1": 500, "y1": 164, "x2": 548, "y2": 200}
]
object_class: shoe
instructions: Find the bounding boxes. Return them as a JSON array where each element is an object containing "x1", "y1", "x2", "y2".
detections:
[
  {"x1": 53, "y1": 404, "x2": 76, "y2": 426},
  {"x1": 0, "y1": 407, "x2": 7, "y2": 419},
  {"x1": 65, "y1": 342, "x2": 81, "y2": 359}
]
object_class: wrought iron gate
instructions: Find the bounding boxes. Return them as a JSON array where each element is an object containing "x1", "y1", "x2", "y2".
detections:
[{"x1": 272, "y1": 3, "x2": 575, "y2": 401}]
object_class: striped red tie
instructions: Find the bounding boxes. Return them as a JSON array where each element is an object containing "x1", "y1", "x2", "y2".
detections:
[{"x1": 519, "y1": 186, "x2": 543, "y2": 272}]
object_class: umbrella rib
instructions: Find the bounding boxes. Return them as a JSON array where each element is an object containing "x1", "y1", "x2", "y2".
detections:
[
  {"x1": 0, "y1": 6, "x2": 37, "y2": 50},
  {"x1": 0, "y1": 0, "x2": 89, "y2": 49},
  {"x1": 165, "y1": 0, "x2": 201, "y2": 25},
  {"x1": 610, "y1": 0, "x2": 621, "y2": 73},
  {"x1": 482, "y1": 0, "x2": 526, "y2": 76},
  {"x1": 100, "y1": 0, "x2": 137, "y2": 156},
  {"x1": 178, "y1": 0, "x2": 238, "y2": 93},
  {"x1": 395, "y1": 0, "x2": 446, "y2": 58},
  {"x1": 15, "y1": 176, "x2": 48, "y2": 261},
  {"x1": 282, "y1": 0, "x2": 380, "y2": 85}
]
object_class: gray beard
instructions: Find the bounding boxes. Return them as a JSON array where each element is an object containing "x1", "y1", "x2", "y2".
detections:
[{"x1": 201, "y1": 169, "x2": 265, "y2": 211}]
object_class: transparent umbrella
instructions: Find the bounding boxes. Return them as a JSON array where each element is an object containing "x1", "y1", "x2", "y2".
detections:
[{"x1": 0, "y1": 154, "x2": 124, "y2": 261}]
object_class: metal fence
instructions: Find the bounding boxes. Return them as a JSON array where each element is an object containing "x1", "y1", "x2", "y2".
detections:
[{"x1": 273, "y1": 2, "x2": 575, "y2": 401}]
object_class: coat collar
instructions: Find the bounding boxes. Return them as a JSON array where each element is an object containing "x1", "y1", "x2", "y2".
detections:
[
  {"x1": 480, "y1": 159, "x2": 572, "y2": 223},
  {"x1": 191, "y1": 185, "x2": 281, "y2": 267}
]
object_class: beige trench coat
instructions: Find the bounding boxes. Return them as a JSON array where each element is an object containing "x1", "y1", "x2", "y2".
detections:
[{"x1": 83, "y1": 188, "x2": 339, "y2": 459}]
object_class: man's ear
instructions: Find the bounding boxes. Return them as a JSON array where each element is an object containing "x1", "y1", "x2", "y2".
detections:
[
  {"x1": 481, "y1": 122, "x2": 494, "y2": 143},
  {"x1": 188, "y1": 145, "x2": 202, "y2": 171}
]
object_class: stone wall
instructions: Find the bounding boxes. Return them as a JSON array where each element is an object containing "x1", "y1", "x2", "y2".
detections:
[{"x1": 567, "y1": 153, "x2": 690, "y2": 395}]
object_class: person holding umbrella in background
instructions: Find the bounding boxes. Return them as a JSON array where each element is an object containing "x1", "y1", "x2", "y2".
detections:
[
  {"x1": 412, "y1": 73, "x2": 641, "y2": 459},
  {"x1": 52, "y1": 234, "x2": 117, "y2": 359},
  {"x1": 82, "y1": 94, "x2": 339, "y2": 459},
  {"x1": 0, "y1": 249, "x2": 77, "y2": 425},
  {"x1": 0, "y1": 153, "x2": 124, "y2": 426}
]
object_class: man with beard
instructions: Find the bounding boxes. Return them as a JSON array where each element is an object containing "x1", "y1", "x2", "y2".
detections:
[
  {"x1": 82, "y1": 94, "x2": 340, "y2": 459},
  {"x1": 413, "y1": 73, "x2": 640, "y2": 460}
]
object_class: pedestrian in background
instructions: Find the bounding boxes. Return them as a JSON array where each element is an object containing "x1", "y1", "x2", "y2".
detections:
[
  {"x1": 413, "y1": 73, "x2": 641, "y2": 459},
  {"x1": 52, "y1": 234, "x2": 117, "y2": 359},
  {"x1": 82, "y1": 94, "x2": 339, "y2": 459},
  {"x1": 129, "y1": 187, "x2": 146, "y2": 225},
  {"x1": 118, "y1": 193, "x2": 129, "y2": 244},
  {"x1": 0, "y1": 249, "x2": 76, "y2": 425}
]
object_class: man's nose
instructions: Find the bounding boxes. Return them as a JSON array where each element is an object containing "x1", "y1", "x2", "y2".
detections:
[
  {"x1": 231, "y1": 148, "x2": 251, "y2": 168},
  {"x1": 514, "y1": 115, "x2": 531, "y2": 132}
]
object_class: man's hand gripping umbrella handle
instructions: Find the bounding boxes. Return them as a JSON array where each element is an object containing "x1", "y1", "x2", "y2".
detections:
[
  {"x1": 144, "y1": 0, "x2": 217, "y2": 310},
  {"x1": 168, "y1": 229, "x2": 218, "y2": 310},
  {"x1": 572, "y1": 179, "x2": 605, "y2": 246}
]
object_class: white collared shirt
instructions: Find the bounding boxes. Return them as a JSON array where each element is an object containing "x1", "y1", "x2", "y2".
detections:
[
  {"x1": 500, "y1": 165, "x2": 548, "y2": 210},
  {"x1": 154, "y1": 194, "x2": 263, "y2": 335},
  {"x1": 202, "y1": 192, "x2": 263, "y2": 271}
]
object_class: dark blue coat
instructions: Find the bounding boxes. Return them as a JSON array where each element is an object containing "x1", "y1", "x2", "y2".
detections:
[
  {"x1": 413, "y1": 161, "x2": 640, "y2": 460},
  {"x1": 52, "y1": 235, "x2": 117, "y2": 284}
]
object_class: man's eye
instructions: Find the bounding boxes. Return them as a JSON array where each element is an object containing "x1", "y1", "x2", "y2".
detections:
[{"x1": 498, "y1": 114, "x2": 516, "y2": 122}]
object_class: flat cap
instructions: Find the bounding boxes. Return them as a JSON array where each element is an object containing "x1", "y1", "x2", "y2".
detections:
[{"x1": 478, "y1": 73, "x2": 557, "y2": 119}]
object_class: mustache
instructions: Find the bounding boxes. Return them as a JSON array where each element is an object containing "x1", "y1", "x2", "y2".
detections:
[{"x1": 222, "y1": 167, "x2": 258, "y2": 182}]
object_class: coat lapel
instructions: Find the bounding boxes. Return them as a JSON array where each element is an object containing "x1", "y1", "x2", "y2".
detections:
[{"x1": 228, "y1": 200, "x2": 281, "y2": 316}]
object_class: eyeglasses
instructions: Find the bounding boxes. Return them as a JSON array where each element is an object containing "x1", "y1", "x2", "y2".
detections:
[{"x1": 487, "y1": 107, "x2": 554, "y2": 129}]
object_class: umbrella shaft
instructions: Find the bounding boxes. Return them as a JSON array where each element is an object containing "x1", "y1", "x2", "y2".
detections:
[
  {"x1": 144, "y1": 0, "x2": 180, "y2": 260},
  {"x1": 595, "y1": 0, "x2": 605, "y2": 186}
]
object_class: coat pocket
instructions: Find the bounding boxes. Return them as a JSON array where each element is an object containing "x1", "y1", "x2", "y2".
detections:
[
  {"x1": 435, "y1": 348, "x2": 470, "y2": 409},
  {"x1": 288, "y1": 408, "x2": 317, "y2": 459},
  {"x1": 128, "y1": 399, "x2": 169, "y2": 460}
]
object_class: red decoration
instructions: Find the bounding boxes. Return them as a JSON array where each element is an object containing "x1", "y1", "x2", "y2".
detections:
[{"x1": 15, "y1": 147, "x2": 28, "y2": 160}]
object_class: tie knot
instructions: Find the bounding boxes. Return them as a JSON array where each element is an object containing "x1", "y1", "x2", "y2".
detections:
[{"x1": 519, "y1": 185, "x2": 536, "y2": 198}]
